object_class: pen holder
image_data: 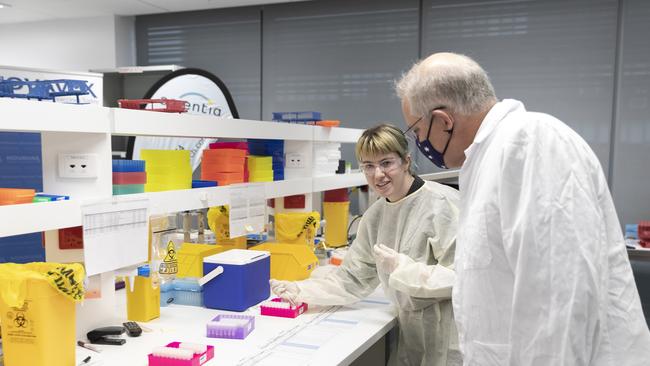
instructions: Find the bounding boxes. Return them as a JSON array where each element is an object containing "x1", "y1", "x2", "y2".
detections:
[{"x1": 126, "y1": 276, "x2": 160, "y2": 322}]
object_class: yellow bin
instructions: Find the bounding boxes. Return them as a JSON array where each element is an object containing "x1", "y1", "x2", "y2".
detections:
[
  {"x1": 323, "y1": 201, "x2": 350, "y2": 248},
  {"x1": 0, "y1": 263, "x2": 84, "y2": 366},
  {"x1": 251, "y1": 242, "x2": 318, "y2": 280},
  {"x1": 126, "y1": 276, "x2": 161, "y2": 322},
  {"x1": 177, "y1": 243, "x2": 227, "y2": 278}
]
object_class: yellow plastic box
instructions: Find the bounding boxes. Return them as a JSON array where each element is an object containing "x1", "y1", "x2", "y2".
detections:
[
  {"x1": 177, "y1": 243, "x2": 227, "y2": 278},
  {"x1": 217, "y1": 235, "x2": 248, "y2": 249},
  {"x1": 0, "y1": 279, "x2": 76, "y2": 366},
  {"x1": 126, "y1": 276, "x2": 160, "y2": 322},
  {"x1": 251, "y1": 242, "x2": 318, "y2": 281}
]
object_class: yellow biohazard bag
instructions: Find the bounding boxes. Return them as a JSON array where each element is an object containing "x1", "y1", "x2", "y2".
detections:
[
  {"x1": 275, "y1": 211, "x2": 321, "y2": 246},
  {"x1": 0, "y1": 262, "x2": 85, "y2": 366},
  {"x1": 207, "y1": 205, "x2": 248, "y2": 248}
]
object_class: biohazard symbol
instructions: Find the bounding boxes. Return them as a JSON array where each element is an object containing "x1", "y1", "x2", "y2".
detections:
[
  {"x1": 164, "y1": 241, "x2": 177, "y2": 262},
  {"x1": 159, "y1": 240, "x2": 178, "y2": 275},
  {"x1": 14, "y1": 312, "x2": 28, "y2": 328}
]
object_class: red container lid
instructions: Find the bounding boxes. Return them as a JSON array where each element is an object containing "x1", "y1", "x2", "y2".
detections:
[
  {"x1": 284, "y1": 195, "x2": 306, "y2": 209},
  {"x1": 323, "y1": 188, "x2": 349, "y2": 202},
  {"x1": 209, "y1": 142, "x2": 249, "y2": 150}
]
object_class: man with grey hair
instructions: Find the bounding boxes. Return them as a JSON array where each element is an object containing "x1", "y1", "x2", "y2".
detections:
[{"x1": 396, "y1": 52, "x2": 650, "y2": 365}]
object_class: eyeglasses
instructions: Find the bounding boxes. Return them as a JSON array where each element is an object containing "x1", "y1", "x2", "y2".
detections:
[
  {"x1": 359, "y1": 158, "x2": 401, "y2": 176},
  {"x1": 402, "y1": 106, "x2": 447, "y2": 140}
]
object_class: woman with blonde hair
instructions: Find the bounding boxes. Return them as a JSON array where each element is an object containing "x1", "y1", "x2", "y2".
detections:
[{"x1": 271, "y1": 123, "x2": 461, "y2": 366}]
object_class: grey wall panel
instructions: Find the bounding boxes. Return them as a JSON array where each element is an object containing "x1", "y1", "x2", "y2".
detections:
[
  {"x1": 612, "y1": 0, "x2": 650, "y2": 226},
  {"x1": 136, "y1": 7, "x2": 262, "y2": 120},
  {"x1": 422, "y1": 0, "x2": 618, "y2": 175},
  {"x1": 262, "y1": 0, "x2": 419, "y2": 165}
]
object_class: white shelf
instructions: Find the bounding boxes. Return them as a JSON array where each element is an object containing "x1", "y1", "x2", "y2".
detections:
[
  {"x1": 124, "y1": 186, "x2": 230, "y2": 216},
  {"x1": 420, "y1": 169, "x2": 460, "y2": 181},
  {"x1": 0, "y1": 200, "x2": 81, "y2": 237},
  {"x1": 265, "y1": 177, "x2": 313, "y2": 198},
  {"x1": 0, "y1": 99, "x2": 110, "y2": 134},
  {"x1": 313, "y1": 126, "x2": 363, "y2": 142},
  {"x1": 313, "y1": 172, "x2": 366, "y2": 192},
  {"x1": 112, "y1": 108, "x2": 313, "y2": 140},
  {"x1": 0, "y1": 177, "x2": 362, "y2": 236}
]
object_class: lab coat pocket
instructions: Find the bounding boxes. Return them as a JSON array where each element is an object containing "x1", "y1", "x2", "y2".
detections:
[
  {"x1": 460, "y1": 210, "x2": 492, "y2": 269},
  {"x1": 468, "y1": 341, "x2": 510, "y2": 366}
]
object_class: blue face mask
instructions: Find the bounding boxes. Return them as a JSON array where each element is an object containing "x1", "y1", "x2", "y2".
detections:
[{"x1": 406, "y1": 110, "x2": 453, "y2": 169}]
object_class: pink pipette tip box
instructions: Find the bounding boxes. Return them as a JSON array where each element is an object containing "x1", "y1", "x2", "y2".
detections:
[{"x1": 260, "y1": 297, "x2": 308, "y2": 318}]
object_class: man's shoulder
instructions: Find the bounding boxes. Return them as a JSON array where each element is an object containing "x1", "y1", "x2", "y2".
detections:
[{"x1": 498, "y1": 109, "x2": 581, "y2": 148}]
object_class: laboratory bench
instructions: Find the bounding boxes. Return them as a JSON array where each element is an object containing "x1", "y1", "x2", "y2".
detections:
[{"x1": 74, "y1": 289, "x2": 398, "y2": 366}]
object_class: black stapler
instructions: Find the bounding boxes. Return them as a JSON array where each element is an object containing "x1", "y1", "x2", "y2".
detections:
[{"x1": 87, "y1": 326, "x2": 126, "y2": 345}]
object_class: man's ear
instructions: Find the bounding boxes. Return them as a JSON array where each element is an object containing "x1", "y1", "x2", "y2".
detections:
[{"x1": 434, "y1": 109, "x2": 454, "y2": 132}]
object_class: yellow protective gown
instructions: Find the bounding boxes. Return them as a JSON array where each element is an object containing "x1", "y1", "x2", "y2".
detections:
[{"x1": 295, "y1": 181, "x2": 462, "y2": 366}]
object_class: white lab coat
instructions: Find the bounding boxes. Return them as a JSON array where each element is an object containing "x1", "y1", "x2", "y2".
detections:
[
  {"x1": 295, "y1": 181, "x2": 462, "y2": 366},
  {"x1": 453, "y1": 99, "x2": 650, "y2": 365}
]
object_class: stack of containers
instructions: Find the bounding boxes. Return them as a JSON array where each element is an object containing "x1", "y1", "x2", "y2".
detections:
[
  {"x1": 323, "y1": 188, "x2": 350, "y2": 248},
  {"x1": 247, "y1": 156, "x2": 273, "y2": 182},
  {"x1": 272, "y1": 111, "x2": 321, "y2": 124},
  {"x1": 141, "y1": 150, "x2": 192, "y2": 192},
  {"x1": 247, "y1": 139, "x2": 284, "y2": 181},
  {"x1": 313, "y1": 142, "x2": 342, "y2": 176},
  {"x1": 202, "y1": 142, "x2": 247, "y2": 186},
  {"x1": 112, "y1": 160, "x2": 146, "y2": 195},
  {"x1": 0, "y1": 188, "x2": 35, "y2": 205}
]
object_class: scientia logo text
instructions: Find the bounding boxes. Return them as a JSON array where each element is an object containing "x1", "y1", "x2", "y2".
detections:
[{"x1": 179, "y1": 92, "x2": 223, "y2": 116}]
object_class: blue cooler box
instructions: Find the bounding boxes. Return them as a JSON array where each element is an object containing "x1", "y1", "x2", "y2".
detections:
[{"x1": 203, "y1": 249, "x2": 270, "y2": 311}]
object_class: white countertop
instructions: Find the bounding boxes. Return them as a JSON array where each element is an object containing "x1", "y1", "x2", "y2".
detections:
[{"x1": 75, "y1": 289, "x2": 397, "y2": 366}]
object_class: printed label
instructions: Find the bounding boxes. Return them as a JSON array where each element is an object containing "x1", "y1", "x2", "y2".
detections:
[
  {"x1": 5, "y1": 301, "x2": 36, "y2": 344},
  {"x1": 159, "y1": 240, "x2": 178, "y2": 275}
]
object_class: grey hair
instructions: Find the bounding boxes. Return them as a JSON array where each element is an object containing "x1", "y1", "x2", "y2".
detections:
[{"x1": 395, "y1": 53, "x2": 497, "y2": 117}]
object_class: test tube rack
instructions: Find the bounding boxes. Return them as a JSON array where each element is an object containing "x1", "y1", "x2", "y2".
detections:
[
  {"x1": 148, "y1": 342, "x2": 214, "y2": 366},
  {"x1": 206, "y1": 314, "x2": 255, "y2": 340},
  {"x1": 260, "y1": 298, "x2": 308, "y2": 318}
]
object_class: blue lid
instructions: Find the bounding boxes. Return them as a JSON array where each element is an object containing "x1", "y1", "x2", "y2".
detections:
[
  {"x1": 192, "y1": 180, "x2": 218, "y2": 188},
  {"x1": 272, "y1": 111, "x2": 321, "y2": 122},
  {"x1": 137, "y1": 265, "x2": 150, "y2": 277},
  {"x1": 112, "y1": 159, "x2": 146, "y2": 172}
]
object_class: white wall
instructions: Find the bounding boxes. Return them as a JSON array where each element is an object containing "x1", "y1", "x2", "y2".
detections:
[
  {"x1": 114, "y1": 16, "x2": 136, "y2": 68},
  {"x1": 0, "y1": 15, "x2": 135, "y2": 72}
]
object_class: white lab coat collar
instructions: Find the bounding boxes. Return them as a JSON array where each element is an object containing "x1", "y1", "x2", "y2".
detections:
[{"x1": 463, "y1": 99, "x2": 525, "y2": 162}]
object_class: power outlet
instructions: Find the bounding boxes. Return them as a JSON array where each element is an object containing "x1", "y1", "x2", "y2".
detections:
[
  {"x1": 286, "y1": 152, "x2": 305, "y2": 168},
  {"x1": 58, "y1": 153, "x2": 98, "y2": 179}
]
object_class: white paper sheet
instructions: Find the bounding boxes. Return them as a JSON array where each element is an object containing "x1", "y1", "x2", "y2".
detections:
[
  {"x1": 229, "y1": 183, "x2": 266, "y2": 238},
  {"x1": 81, "y1": 198, "x2": 149, "y2": 276}
]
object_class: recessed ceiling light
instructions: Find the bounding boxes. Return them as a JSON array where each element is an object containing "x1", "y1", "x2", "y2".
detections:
[{"x1": 0, "y1": 3, "x2": 12, "y2": 9}]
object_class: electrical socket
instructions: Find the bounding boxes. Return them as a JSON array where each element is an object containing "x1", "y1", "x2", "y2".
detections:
[
  {"x1": 58, "y1": 153, "x2": 98, "y2": 179},
  {"x1": 286, "y1": 152, "x2": 305, "y2": 168}
]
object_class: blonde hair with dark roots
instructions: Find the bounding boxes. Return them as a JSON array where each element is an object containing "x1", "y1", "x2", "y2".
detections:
[{"x1": 355, "y1": 123, "x2": 413, "y2": 175}]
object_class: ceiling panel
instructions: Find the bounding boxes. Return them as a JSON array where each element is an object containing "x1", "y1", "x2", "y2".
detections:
[{"x1": 0, "y1": 0, "x2": 311, "y2": 24}]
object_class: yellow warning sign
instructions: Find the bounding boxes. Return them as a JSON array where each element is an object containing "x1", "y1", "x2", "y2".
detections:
[{"x1": 159, "y1": 240, "x2": 178, "y2": 275}]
